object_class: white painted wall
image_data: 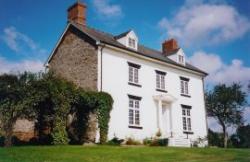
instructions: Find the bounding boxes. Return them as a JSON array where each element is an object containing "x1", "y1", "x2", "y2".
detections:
[{"x1": 98, "y1": 46, "x2": 207, "y2": 145}]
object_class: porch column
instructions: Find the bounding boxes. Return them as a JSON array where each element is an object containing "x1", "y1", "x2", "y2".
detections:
[
  {"x1": 158, "y1": 99, "x2": 162, "y2": 130},
  {"x1": 169, "y1": 105, "x2": 173, "y2": 137}
]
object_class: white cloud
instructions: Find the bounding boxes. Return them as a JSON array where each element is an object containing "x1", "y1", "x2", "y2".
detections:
[
  {"x1": 2, "y1": 26, "x2": 47, "y2": 57},
  {"x1": 158, "y1": 1, "x2": 250, "y2": 47},
  {"x1": 92, "y1": 0, "x2": 123, "y2": 19},
  {"x1": 0, "y1": 56, "x2": 44, "y2": 74},
  {"x1": 189, "y1": 51, "x2": 250, "y2": 87}
]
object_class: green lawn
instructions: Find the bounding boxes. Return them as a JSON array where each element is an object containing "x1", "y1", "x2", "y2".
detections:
[{"x1": 0, "y1": 146, "x2": 249, "y2": 162}]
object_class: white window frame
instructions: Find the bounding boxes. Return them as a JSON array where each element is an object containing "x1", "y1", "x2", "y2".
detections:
[
  {"x1": 180, "y1": 77, "x2": 189, "y2": 95},
  {"x1": 128, "y1": 62, "x2": 140, "y2": 85},
  {"x1": 129, "y1": 38, "x2": 136, "y2": 48},
  {"x1": 128, "y1": 96, "x2": 141, "y2": 127},
  {"x1": 156, "y1": 71, "x2": 166, "y2": 91},
  {"x1": 178, "y1": 55, "x2": 184, "y2": 64},
  {"x1": 182, "y1": 105, "x2": 192, "y2": 132}
]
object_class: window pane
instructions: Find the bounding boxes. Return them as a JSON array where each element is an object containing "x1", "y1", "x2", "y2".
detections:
[
  {"x1": 187, "y1": 118, "x2": 191, "y2": 131},
  {"x1": 129, "y1": 109, "x2": 134, "y2": 125},
  {"x1": 181, "y1": 80, "x2": 184, "y2": 94},
  {"x1": 156, "y1": 74, "x2": 160, "y2": 89},
  {"x1": 135, "y1": 110, "x2": 140, "y2": 125},
  {"x1": 129, "y1": 66, "x2": 133, "y2": 82},
  {"x1": 134, "y1": 68, "x2": 139, "y2": 83},
  {"x1": 182, "y1": 117, "x2": 187, "y2": 130},
  {"x1": 187, "y1": 109, "x2": 190, "y2": 116},
  {"x1": 129, "y1": 99, "x2": 133, "y2": 108},
  {"x1": 135, "y1": 100, "x2": 139, "y2": 109},
  {"x1": 161, "y1": 75, "x2": 165, "y2": 90},
  {"x1": 182, "y1": 109, "x2": 186, "y2": 115},
  {"x1": 185, "y1": 81, "x2": 188, "y2": 94}
]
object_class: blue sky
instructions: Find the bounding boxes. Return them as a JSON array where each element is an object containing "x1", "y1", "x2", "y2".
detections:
[{"x1": 0, "y1": 0, "x2": 250, "y2": 130}]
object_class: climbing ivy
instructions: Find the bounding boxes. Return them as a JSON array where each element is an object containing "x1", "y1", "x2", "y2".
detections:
[
  {"x1": 96, "y1": 92, "x2": 113, "y2": 144},
  {"x1": 73, "y1": 91, "x2": 113, "y2": 144}
]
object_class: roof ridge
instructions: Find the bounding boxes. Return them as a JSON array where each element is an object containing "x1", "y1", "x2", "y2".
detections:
[
  {"x1": 138, "y1": 44, "x2": 162, "y2": 53},
  {"x1": 85, "y1": 25, "x2": 115, "y2": 38}
]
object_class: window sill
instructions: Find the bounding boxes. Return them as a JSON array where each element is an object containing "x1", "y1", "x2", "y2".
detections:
[
  {"x1": 128, "y1": 82, "x2": 142, "y2": 87},
  {"x1": 183, "y1": 131, "x2": 194, "y2": 134},
  {"x1": 156, "y1": 89, "x2": 168, "y2": 93},
  {"x1": 128, "y1": 125, "x2": 143, "y2": 129},
  {"x1": 181, "y1": 94, "x2": 191, "y2": 98}
]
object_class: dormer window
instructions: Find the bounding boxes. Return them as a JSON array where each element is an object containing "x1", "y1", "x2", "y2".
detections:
[
  {"x1": 116, "y1": 30, "x2": 138, "y2": 50},
  {"x1": 129, "y1": 38, "x2": 136, "y2": 49}
]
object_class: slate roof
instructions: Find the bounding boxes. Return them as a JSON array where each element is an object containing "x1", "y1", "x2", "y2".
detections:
[{"x1": 69, "y1": 22, "x2": 208, "y2": 76}]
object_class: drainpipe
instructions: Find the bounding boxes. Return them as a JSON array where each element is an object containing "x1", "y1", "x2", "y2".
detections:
[
  {"x1": 202, "y1": 77, "x2": 209, "y2": 144},
  {"x1": 98, "y1": 42, "x2": 106, "y2": 92}
]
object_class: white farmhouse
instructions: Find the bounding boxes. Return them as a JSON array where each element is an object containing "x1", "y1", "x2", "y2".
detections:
[{"x1": 46, "y1": 1, "x2": 208, "y2": 147}]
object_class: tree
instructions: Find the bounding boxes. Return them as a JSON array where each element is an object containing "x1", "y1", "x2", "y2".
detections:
[
  {"x1": 30, "y1": 72, "x2": 77, "y2": 145},
  {"x1": 0, "y1": 73, "x2": 38, "y2": 147},
  {"x1": 231, "y1": 124, "x2": 250, "y2": 148},
  {"x1": 207, "y1": 129, "x2": 224, "y2": 147},
  {"x1": 206, "y1": 83, "x2": 247, "y2": 148}
]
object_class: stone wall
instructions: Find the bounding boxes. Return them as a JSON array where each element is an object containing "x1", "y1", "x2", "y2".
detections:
[
  {"x1": 13, "y1": 119, "x2": 36, "y2": 142},
  {"x1": 49, "y1": 27, "x2": 98, "y2": 91}
]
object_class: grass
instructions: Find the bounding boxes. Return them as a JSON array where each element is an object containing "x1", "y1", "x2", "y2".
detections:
[{"x1": 0, "y1": 146, "x2": 249, "y2": 162}]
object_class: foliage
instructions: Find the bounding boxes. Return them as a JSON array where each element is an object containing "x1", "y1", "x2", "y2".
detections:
[
  {"x1": 51, "y1": 118, "x2": 69, "y2": 145},
  {"x1": 125, "y1": 137, "x2": 141, "y2": 145},
  {"x1": 0, "y1": 72, "x2": 38, "y2": 146},
  {"x1": 106, "y1": 137, "x2": 124, "y2": 146},
  {"x1": 143, "y1": 137, "x2": 168, "y2": 146},
  {"x1": 206, "y1": 83, "x2": 247, "y2": 148},
  {"x1": 143, "y1": 138, "x2": 152, "y2": 145},
  {"x1": 0, "y1": 72, "x2": 113, "y2": 146},
  {"x1": 208, "y1": 129, "x2": 224, "y2": 147},
  {"x1": 68, "y1": 91, "x2": 113, "y2": 144},
  {"x1": 230, "y1": 124, "x2": 250, "y2": 148},
  {"x1": 96, "y1": 92, "x2": 113, "y2": 144}
]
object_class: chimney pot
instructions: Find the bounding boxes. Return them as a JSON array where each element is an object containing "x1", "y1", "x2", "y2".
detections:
[
  {"x1": 67, "y1": 1, "x2": 87, "y2": 26},
  {"x1": 162, "y1": 39, "x2": 179, "y2": 56}
]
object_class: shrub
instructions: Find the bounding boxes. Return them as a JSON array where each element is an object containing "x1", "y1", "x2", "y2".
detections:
[
  {"x1": 143, "y1": 138, "x2": 152, "y2": 145},
  {"x1": 125, "y1": 137, "x2": 141, "y2": 145},
  {"x1": 51, "y1": 118, "x2": 69, "y2": 145},
  {"x1": 107, "y1": 137, "x2": 124, "y2": 146},
  {"x1": 150, "y1": 138, "x2": 168, "y2": 146},
  {"x1": 143, "y1": 138, "x2": 168, "y2": 146}
]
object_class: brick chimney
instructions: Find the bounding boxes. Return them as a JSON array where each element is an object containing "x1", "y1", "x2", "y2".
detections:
[
  {"x1": 67, "y1": 1, "x2": 87, "y2": 26},
  {"x1": 162, "y1": 39, "x2": 179, "y2": 55}
]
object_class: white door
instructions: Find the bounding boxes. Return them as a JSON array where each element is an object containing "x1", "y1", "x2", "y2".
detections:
[{"x1": 161, "y1": 104, "x2": 169, "y2": 136}]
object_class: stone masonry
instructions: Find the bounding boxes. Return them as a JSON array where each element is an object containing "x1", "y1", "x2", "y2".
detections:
[{"x1": 49, "y1": 27, "x2": 98, "y2": 91}]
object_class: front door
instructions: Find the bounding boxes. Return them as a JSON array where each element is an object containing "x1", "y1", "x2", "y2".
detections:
[{"x1": 162, "y1": 104, "x2": 170, "y2": 137}]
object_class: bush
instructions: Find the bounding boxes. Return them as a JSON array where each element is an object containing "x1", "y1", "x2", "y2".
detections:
[
  {"x1": 143, "y1": 138, "x2": 152, "y2": 145},
  {"x1": 107, "y1": 137, "x2": 124, "y2": 146},
  {"x1": 143, "y1": 138, "x2": 168, "y2": 146},
  {"x1": 52, "y1": 118, "x2": 69, "y2": 145},
  {"x1": 150, "y1": 138, "x2": 168, "y2": 146},
  {"x1": 125, "y1": 137, "x2": 141, "y2": 145}
]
